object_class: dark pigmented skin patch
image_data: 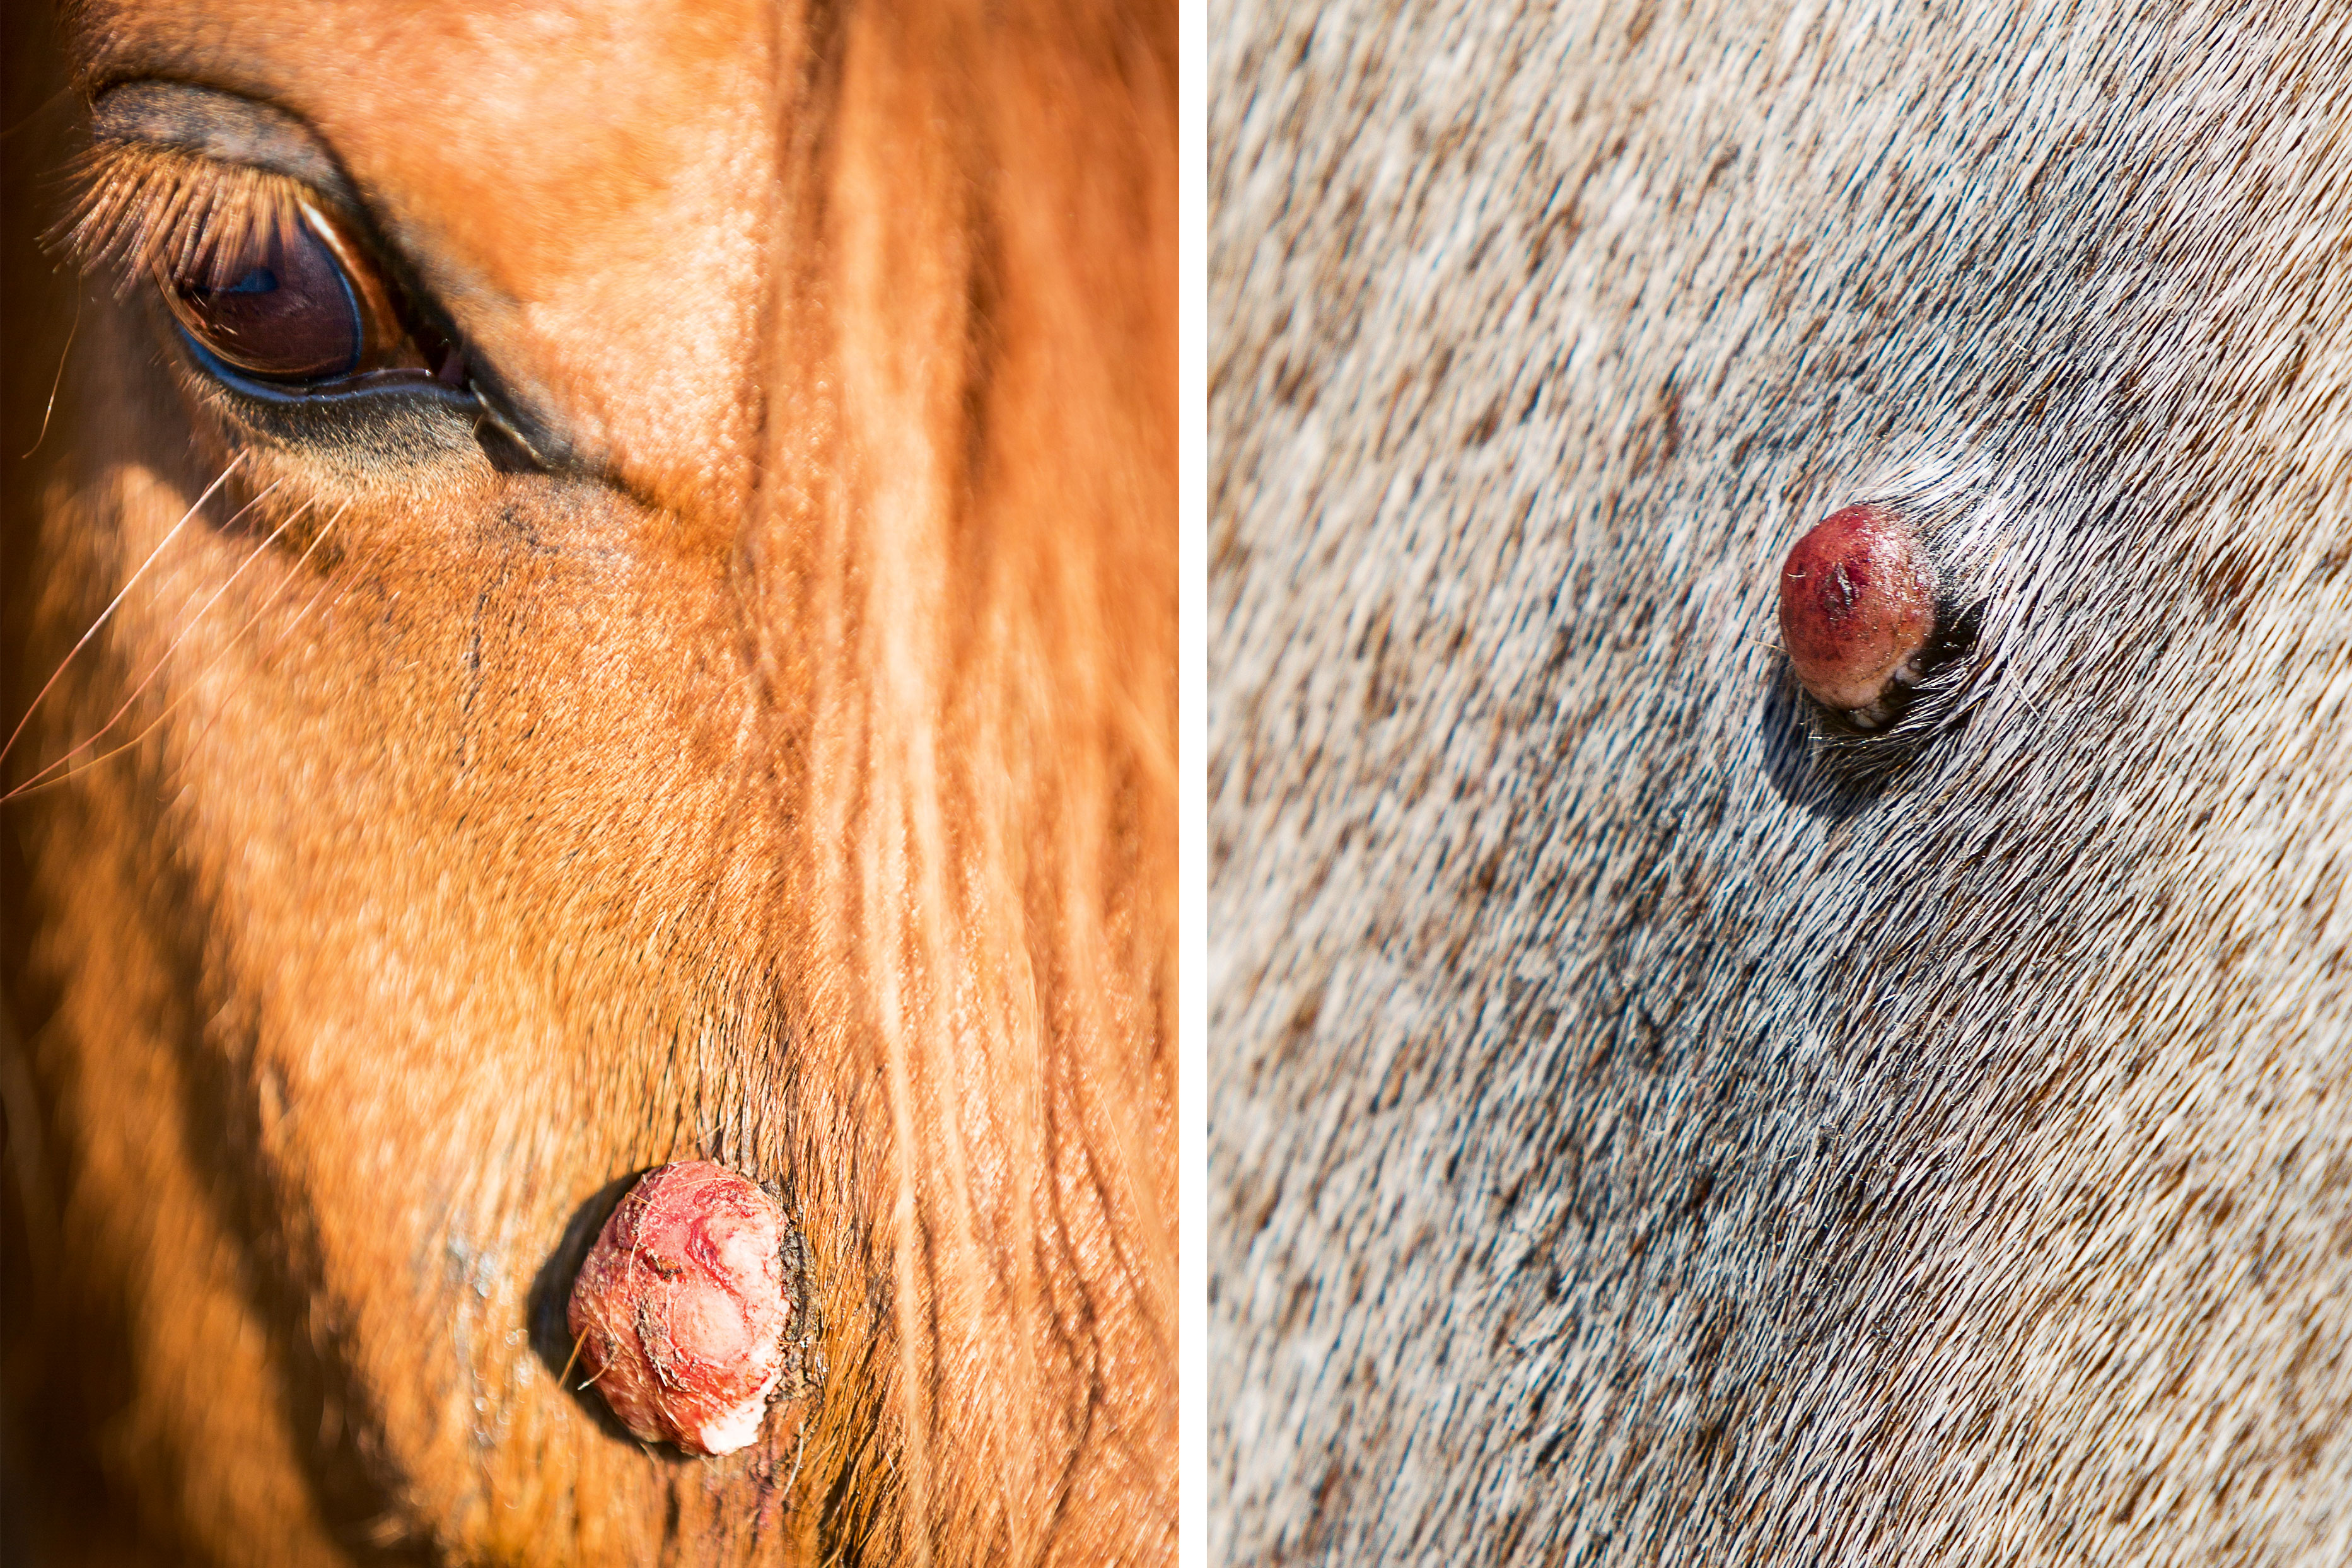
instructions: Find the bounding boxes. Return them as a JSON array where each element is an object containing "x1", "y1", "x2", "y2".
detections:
[{"x1": 1778, "y1": 504, "x2": 1938, "y2": 728}]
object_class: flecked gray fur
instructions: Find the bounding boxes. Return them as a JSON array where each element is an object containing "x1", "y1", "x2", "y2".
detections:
[{"x1": 1212, "y1": 1, "x2": 2352, "y2": 1561}]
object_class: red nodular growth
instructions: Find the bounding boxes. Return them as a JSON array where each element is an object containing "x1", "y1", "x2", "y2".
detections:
[
  {"x1": 566, "y1": 1160, "x2": 790, "y2": 1456},
  {"x1": 1778, "y1": 503, "x2": 1939, "y2": 728}
]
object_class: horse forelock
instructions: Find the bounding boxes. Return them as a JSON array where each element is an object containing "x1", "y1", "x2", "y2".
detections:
[{"x1": 753, "y1": 4, "x2": 1177, "y2": 1560}]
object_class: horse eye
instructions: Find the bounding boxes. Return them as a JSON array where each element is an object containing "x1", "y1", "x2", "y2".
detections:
[{"x1": 160, "y1": 204, "x2": 434, "y2": 386}]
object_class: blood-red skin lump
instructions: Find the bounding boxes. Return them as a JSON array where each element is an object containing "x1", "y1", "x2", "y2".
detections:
[
  {"x1": 566, "y1": 1160, "x2": 790, "y2": 1456},
  {"x1": 1778, "y1": 504, "x2": 1939, "y2": 728}
]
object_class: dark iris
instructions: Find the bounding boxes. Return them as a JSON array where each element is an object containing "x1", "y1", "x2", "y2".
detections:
[{"x1": 163, "y1": 218, "x2": 362, "y2": 382}]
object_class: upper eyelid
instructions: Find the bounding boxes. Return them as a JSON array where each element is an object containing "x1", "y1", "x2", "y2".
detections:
[{"x1": 90, "y1": 80, "x2": 360, "y2": 211}]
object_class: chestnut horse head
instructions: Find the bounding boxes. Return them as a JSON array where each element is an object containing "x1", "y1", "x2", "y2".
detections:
[{"x1": 0, "y1": 1, "x2": 1174, "y2": 1562}]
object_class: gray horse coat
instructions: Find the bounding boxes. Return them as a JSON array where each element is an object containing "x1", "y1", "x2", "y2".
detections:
[{"x1": 1213, "y1": 1, "x2": 2352, "y2": 1560}]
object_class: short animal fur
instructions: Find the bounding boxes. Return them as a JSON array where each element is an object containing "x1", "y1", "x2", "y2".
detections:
[
  {"x1": 1212, "y1": 0, "x2": 2352, "y2": 1561},
  {"x1": 0, "y1": 1, "x2": 1175, "y2": 1563}
]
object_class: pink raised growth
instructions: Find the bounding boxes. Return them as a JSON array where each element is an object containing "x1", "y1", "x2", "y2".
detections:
[
  {"x1": 566, "y1": 1160, "x2": 789, "y2": 1456},
  {"x1": 1778, "y1": 503, "x2": 1939, "y2": 728}
]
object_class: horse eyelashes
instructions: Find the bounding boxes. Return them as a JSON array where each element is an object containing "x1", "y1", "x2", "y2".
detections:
[
  {"x1": 61, "y1": 146, "x2": 301, "y2": 296},
  {"x1": 56, "y1": 145, "x2": 465, "y2": 392}
]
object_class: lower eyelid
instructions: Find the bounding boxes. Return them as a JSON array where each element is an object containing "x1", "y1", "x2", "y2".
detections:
[
  {"x1": 175, "y1": 333, "x2": 496, "y2": 479},
  {"x1": 179, "y1": 332, "x2": 472, "y2": 407}
]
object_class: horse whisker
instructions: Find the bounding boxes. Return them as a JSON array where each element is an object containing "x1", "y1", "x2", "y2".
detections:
[
  {"x1": 6, "y1": 480, "x2": 293, "y2": 793},
  {"x1": 5, "y1": 502, "x2": 347, "y2": 804},
  {"x1": 17, "y1": 286, "x2": 81, "y2": 461},
  {"x1": 0, "y1": 451, "x2": 244, "y2": 778}
]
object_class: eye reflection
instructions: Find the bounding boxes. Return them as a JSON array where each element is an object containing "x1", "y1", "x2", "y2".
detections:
[
  {"x1": 165, "y1": 210, "x2": 364, "y2": 381},
  {"x1": 154, "y1": 199, "x2": 447, "y2": 390}
]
